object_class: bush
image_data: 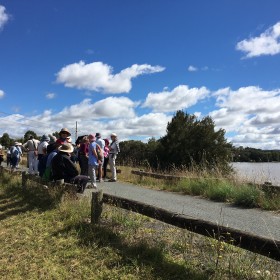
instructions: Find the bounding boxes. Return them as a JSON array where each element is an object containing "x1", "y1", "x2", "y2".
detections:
[
  {"x1": 233, "y1": 185, "x2": 261, "y2": 208},
  {"x1": 206, "y1": 182, "x2": 234, "y2": 202}
]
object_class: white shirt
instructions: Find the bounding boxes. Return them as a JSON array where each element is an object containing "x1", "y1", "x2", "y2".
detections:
[{"x1": 38, "y1": 141, "x2": 49, "y2": 154}]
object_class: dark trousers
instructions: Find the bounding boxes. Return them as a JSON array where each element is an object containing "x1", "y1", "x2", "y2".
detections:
[
  {"x1": 103, "y1": 157, "x2": 109, "y2": 178},
  {"x1": 79, "y1": 155, "x2": 88, "y2": 176}
]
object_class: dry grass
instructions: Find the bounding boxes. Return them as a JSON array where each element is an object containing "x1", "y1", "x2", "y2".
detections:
[{"x1": 0, "y1": 171, "x2": 279, "y2": 279}]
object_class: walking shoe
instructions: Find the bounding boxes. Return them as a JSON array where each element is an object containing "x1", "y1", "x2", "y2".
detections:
[{"x1": 108, "y1": 179, "x2": 117, "y2": 182}]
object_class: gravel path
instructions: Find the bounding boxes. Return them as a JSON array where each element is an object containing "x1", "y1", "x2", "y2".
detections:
[{"x1": 87, "y1": 180, "x2": 280, "y2": 241}]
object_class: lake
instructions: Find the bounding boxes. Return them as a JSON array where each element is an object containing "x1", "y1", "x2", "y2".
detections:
[{"x1": 231, "y1": 162, "x2": 280, "y2": 186}]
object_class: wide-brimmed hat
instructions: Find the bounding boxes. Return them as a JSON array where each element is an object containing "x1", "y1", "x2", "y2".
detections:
[
  {"x1": 58, "y1": 143, "x2": 74, "y2": 153},
  {"x1": 41, "y1": 134, "x2": 50, "y2": 142},
  {"x1": 14, "y1": 142, "x2": 20, "y2": 146},
  {"x1": 88, "y1": 134, "x2": 96, "y2": 141},
  {"x1": 111, "y1": 133, "x2": 117, "y2": 137},
  {"x1": 59, "y1": 128, "x2": 71, "y2": 136}
]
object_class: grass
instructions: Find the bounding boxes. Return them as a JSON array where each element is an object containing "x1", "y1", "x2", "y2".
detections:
[
  {"x1": 1, "y1": 172, "x2": 279, "y2": 279},
  {"x1": 117, "y1": 166, "x2": 280, "y2": 210}
]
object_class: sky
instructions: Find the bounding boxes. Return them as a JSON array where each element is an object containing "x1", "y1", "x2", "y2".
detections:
[{"x1": 0, "y1": 0, "x2": 280, "y2": 149}]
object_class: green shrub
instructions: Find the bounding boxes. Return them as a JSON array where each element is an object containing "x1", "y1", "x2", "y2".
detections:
[
  {"x1": 233, "y1": 185, "x2": 261, "y2": 208},
  {"x1": 206, "y1": 182, "x2": 234, "y2": 202}
]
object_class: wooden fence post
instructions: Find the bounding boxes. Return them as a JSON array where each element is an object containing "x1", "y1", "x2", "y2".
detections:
[
  {"x1": 22, "y1": 171, "x2": 27, "y2": 189},
  {"x1": 91, "y1": 190, "x2": 103, "y2": 224}
]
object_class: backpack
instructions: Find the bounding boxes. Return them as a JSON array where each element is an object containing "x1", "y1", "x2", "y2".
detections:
[
  {"x1": 96, "y1": 144, "x2": 103, "y2": 160},
  {"x1": 11, "y1": 147, "x2": 19, "y2": 158}
]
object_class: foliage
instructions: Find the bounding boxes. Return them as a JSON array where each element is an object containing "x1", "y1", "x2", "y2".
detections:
[
  {"x1": 232, "y1": 146, "x2": 280, "y2": 162},
  {"x1": 0, "y1": 132, "x2": 13, "y2": 148},
  {"x1": 156, "y1": 111, "x2": 232, "y2": 171},
  {"x1": 23, "y1": 130, "x2": 39, "y2": 142}
]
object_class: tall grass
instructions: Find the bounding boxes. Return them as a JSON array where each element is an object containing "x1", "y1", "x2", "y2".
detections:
[{"x1": 118, "y1": 166, "x2": 280, "y2": 210}]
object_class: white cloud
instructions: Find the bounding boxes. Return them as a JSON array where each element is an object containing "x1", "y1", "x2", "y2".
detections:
[
  {"x1": 187, "y1": 65, "x2": 198, "y2": 72},
  {"x1": 56, "y1": 61, "x2": 165, "y2": 94},
  {"x1": 46, "y1": 92, "x2": 55, "y2": 99},
  {"x1": 0, "y1": 98, "x2": 170, "y2": 140},
  {"x1": 52, "y1": 97, "x2": 137, "y2": 121},
  {"x1": 214, "y1": 86, "x2": 280, "y2": 114},
  {"x1": 142, "y1": 85, "x2": 210, "y2": 112},
  {"x1": 236, "y1": 22, "x2": 280, "y2": 58},
  {"x1": 0, "y1": 89, "x2": 4, "y2": 98},
  {"x1": 0, "y1": 5, "x2": 9, "y2": 30},
  {"x1": 210, "y1": 86, "x2": 280, "y2": 149}
]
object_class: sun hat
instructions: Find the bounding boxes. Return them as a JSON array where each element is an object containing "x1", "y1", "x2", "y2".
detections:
[
  {"x1": 59, "y1": 128, "x2": 71, "y2": 136},
  {"x1": 14, "y1": 142, "x2": 20, "y2": 146},
  {"x1": 41, "y1": 134, "x2": 50, "y2": 142},
  {"x1": 88, "y1": 134, "x2": 96, "y2": 140},
  {"x1": 58, "y1": 143, "x2": 74, "y2": 153},
  {"x1": 111, "y1": 133, "x2": 117, "y2": 137}
]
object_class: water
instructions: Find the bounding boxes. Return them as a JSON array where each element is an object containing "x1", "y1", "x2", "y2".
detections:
[{"x1": 231, "y1": 162, "x2": 280, "y2": 186}]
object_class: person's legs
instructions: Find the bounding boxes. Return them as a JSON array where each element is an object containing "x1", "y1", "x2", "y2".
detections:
[
  {"x1": 80, "y1": 155, "x2": 88, "y2": 176},
  {"x1": 88, "y1": 164, "x2": 97, "y2": 188},
  {"x1": 109, "y1": 154, "x2": 117, "y2": 181},
  {"x1": 97, "y1": 158, "x2": 104, "y2": 182},
  {"x1": 103, "y1": 157, "x2": 109, "y2": 179},
  {"x1": 10, "y1": 157, "x2": 17, "y2": 171},
  {"x1": 28, "y1": 151, "x2": 34, "y2": 173}
]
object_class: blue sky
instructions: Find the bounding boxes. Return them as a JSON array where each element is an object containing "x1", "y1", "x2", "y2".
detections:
[{"x1": 0, "y1": 0, "x2": 280, "y2": 149}]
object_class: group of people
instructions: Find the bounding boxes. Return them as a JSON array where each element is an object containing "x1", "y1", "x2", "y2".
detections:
[{"x1": 2, "y1": 128, "x2": 120, "y2": 193}]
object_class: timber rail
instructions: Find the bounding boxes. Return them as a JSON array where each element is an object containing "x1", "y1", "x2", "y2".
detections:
[{"x1": 0, "y1": 166, "x2": 279, "y2": 261}]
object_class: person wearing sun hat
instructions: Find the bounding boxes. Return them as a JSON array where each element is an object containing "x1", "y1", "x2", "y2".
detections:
[
  {"x1": 56, "y1": 128, "x2": 71, "y2": 145},
  {"x1": 51, "y1": 143, "x2": 89, "y2": 193}
]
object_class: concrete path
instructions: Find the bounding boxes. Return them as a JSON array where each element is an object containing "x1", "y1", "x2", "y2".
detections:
[
  {"x1": 88, "y1": 181, "x2": 280, "y2": 242},
  {"x1": 6, "y1": 165, "x2": 280, "y2": 242}
]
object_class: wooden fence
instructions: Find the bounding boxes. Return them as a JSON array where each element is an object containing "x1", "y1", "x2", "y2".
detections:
[{"x1": 0, "y1": 166, "x2": 279, "y2": 261}]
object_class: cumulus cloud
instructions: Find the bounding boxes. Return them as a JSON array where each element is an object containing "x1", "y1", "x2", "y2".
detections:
[
  {"x1": 53, "y1": 97, "x2": 137, "y2": 121},
  {"x1": 236, "y1": 22, "x2": 280, "y2": 58},
  {"x1": 214, "y1": 86, "x2": 280, "y2": 113},
  {"x1": 210, "y1": 86, "x2": 280, "y2": 149},
  {"x1": 46, "y1": 92, "x2": 55, "y2": 99},
  {"x1": 56, "y1": 61, "x2": 165, "y2": 94},
  {"x1": 0, "y1": 5, "x2": 9, "y2": 30},
  {"x1": 142, "y1": 85, "x2": 210, "y2": 112},
  {"x1": 0, "y1": 97, "x2": 171, "y2": 140},
  {"x1": 0, "y1": 89, "x2": 4, "y2": 98},
  {"x1": 187, "y1": 65, "x2": 198, "y2": 72}
]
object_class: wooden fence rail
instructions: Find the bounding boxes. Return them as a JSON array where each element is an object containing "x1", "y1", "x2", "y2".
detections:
[
  {"x1": 92, "y1": 191, "x2": 280, "y2": 261},
  {"x1": 0, "y1": 166, "x2": 279, "y2": 261}
]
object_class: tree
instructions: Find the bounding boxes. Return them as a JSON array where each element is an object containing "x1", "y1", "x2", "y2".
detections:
[
  {"x1": 156, "y1": 110, "x2": 232, "y2": 171},
  {"x1": 23, "y1": 130, "x2": 39, "y2": 143},
  {"x1": 0, "y1": 133, "x2": 13, "y2": 148}
]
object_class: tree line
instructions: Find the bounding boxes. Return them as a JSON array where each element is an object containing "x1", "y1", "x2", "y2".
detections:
[{"x1": 1, "y1": 111, "x2": 279, "y2": 171}]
